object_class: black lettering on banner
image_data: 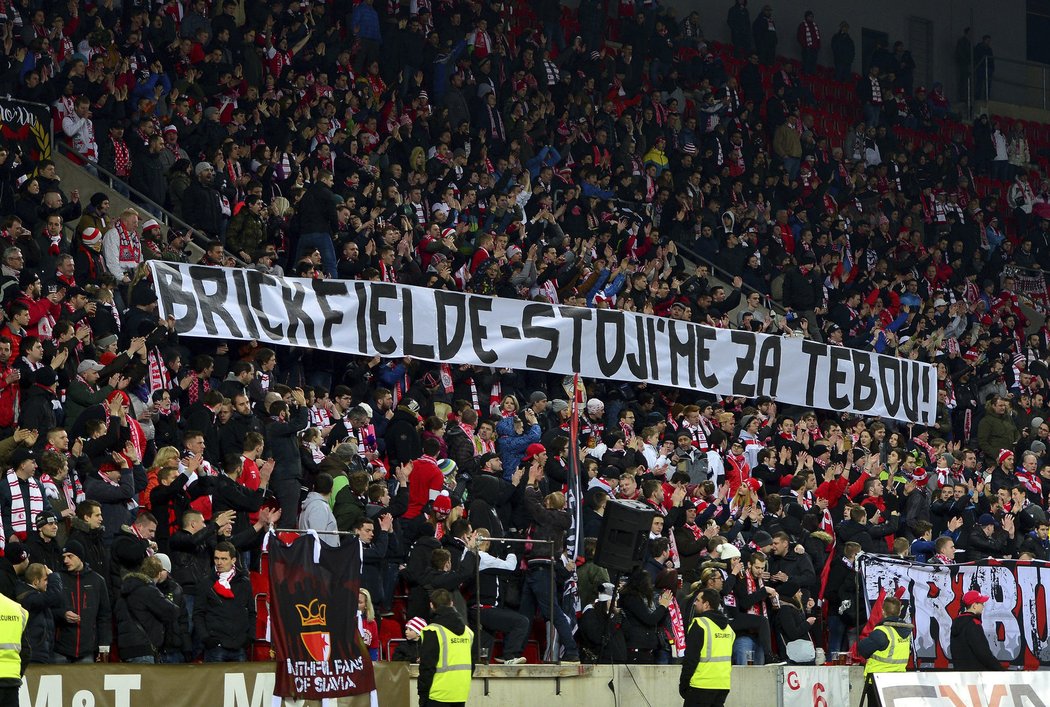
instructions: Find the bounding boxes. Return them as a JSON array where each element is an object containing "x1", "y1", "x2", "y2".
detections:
[
  {"x1": 560, "y1": 307, "x2": 593, "y2": 373},
  {"x1": 647, "y1": 317, "x2": 661, "y2": 380},
  {"x1": 155, "y1": 265, "x2": 198, "y2": 332},
  {"x1": 467, "y1": 297, "x2": 497, "y2": 364},
  {"x1": 667, "y1": 322, "x2": 697, "y2": 388},
  {"x1": 878, "y1": 356, "x2": 902, "y2": 418},
  {"x1": 625, "y1": 313, "x2": 648, "y2": 379},
  {"x1": 352, "y1": 282, "x2": 369, "y2": 354},
  {"x1": 246, "y1": 269, "x2": 282, "y2": 339},
  {"x1": 755, "y1": 336, "x2": 781, "y2": 398},
  {"x1": 852, "y1": 350, "x2": 878, "y2": 412},
  {"x1": 827, "y1": 346, "x2": 851, "y2": 411},
  {"x1": 311, "y1": 279, "x2": 348, "y2": 348},
  {"x1": 695, "y1": 325, "x2": 719, "y2": 388},
  {"x1": 901, "y1": 360, "x2": 919, "y2": 422},
  {"x1": 800, "y1": 339, "x2": 827, "y2": 406},
  {"x1": 521, "y1": 303, "x2": 558, "y2": 370},
  {"x1": 191, "y1": 267, "x2": 244, "y2": 338},
  {"x1": 730, "y1": 330, "x2": 757, "y2": 398},
  {"x1": 919, "y1": 367, "x2": 931, "y2": 424},
  {"x1": 595, "y1": 309, "x2": 626, "y2": 377},
  {"x1": 401, "y1": 289, "x2": 436, "y2": 359},
  {"x1": 435, "y1": 291, "x2": 467, "y2": 359},
  {"x1": 233, "y1": 269, "x2": 260, "y2": 340},
  {"x1": 283, "y1": 282, "x2": 316, "y2": 347},
  {"x1": 369, "y1": 283, "x2": 398, "y2": 355}
]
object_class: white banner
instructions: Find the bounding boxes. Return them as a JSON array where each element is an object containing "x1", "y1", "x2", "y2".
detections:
[
  {"x1": 874, "y1": 672, "x2": 1050, "y2": 707},
  {"x1": 148, "y1": 262, "x2": 937, "y2": 423},
  {"x1": 781, "y1": 666, "x2": 849, "y2": 707},
  {"x1": 859, "y1": 555, "x2": 1050, "y2": 668}
]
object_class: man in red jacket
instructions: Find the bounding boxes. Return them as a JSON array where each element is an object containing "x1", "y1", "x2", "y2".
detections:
[{"x1": 405, "y1": 437, "x2": 445, "y2": 521}]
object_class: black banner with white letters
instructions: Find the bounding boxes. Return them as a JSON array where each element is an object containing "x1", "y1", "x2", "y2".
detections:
[{"x1": 149, "y1": 262, "x2": 937, "y2": 423}]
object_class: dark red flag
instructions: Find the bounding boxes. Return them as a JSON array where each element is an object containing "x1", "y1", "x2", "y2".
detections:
[{"x1": 268, "y1": 533, "x2": 376, "y2": 699}]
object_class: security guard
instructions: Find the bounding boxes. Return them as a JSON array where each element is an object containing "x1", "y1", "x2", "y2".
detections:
[
  {"x1": 0, "y1": 590, "x2": 29, "y2": 707},
  {"x1": 679, "y1": 588, "x2": 736, "y2": 707},
  {"x1": 858, "y1": 596, "x2": 912, "y2": 707},
  {"x1": 418, "y1": 588, "x2": 475, "y2": 707}
]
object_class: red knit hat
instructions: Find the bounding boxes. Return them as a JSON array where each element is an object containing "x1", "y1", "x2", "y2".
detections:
[{"x1": 998, "y1": 449, "x2": 1014, "y2": 465}]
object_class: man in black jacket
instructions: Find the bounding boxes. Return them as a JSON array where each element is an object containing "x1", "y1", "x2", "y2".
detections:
[
  {"x1": 194, "y1": 540, "x2": 256, "y2": 662},
  {"x1": 519, "y1": 468, "x2": 580, "y2": 661},
  {"x1": 23, "y1": 511, "x2": 63, "y2": 573},
  {"x1": 295, "y1": 170, "x2": 339, "y2": 277},
  {"x1": 55, "y1": 540, "x2": 111, "y2": 663},
  {"x1": 264, "y1": 389, "x2": 310, "y2": 526},
  {"x1": 950, "y1": 591, "x2": 1003, "y2": 670},
  {"x1": 180, "y1": 162, "x2": 224, "y2": 238},
  {"x1": 109, "y1": 511, "x2": 158, "y2": 597}
]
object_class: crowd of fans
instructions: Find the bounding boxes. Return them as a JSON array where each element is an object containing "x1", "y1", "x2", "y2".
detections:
[{"x1": 0, "y1": 0, "x2": 1047, "y2": 669}]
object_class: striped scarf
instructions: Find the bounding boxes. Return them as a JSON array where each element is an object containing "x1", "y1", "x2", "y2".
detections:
[
  {"x1": 744, "y1": 570, "x2": 766, "y2": 617},
  {"x1": 6, "y1": 469, "x2": 43, "y2": 544}
]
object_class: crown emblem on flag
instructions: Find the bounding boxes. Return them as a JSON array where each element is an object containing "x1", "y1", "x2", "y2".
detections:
[{"x1": 296, "y1": 599, "x2": 327, "y2": 627}]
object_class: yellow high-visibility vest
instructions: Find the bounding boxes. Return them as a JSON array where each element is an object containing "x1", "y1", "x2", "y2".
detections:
[
  {"x1": 0, "y1": 593, "x2": 26, "y2": 680},
  {"x1": 422, "y1": 623, "x2": 474, "y2": 702},
  {"x1": 688, "y1": 616, "x2": 735, "y2": 690},
  {"x1": 864, "y1": 624, "x2": 910, "y2": 675}
]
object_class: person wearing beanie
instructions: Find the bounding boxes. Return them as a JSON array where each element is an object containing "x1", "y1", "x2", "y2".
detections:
[
  {"x1": 55, "y1": 538, "x2": 112, "y2": 663},
  {"x1": 23, "y1": 511, "x2": 62, "y2": 574},
  {"x1": 74, "y1": 225, "x2": 107, "y2": 284},
  {"x1": 0, "y1": 448, "x2": 52, "y2": 548},
  {"x1": 17, "y1": 366, "x2": 60, "y2": 438},
  {"x1": 392, "y1": 615, "x2": 427, "y2": 662},
  {"x1": 76, "y1": 192, "x2": 110, "y2": 238}
]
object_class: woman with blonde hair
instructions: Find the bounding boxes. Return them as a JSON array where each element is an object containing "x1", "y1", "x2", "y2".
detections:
[
  {"x1": 140, "y1": 446, "x2": 181, "y2": 509},
  {"x1": 358, "y1": 588, "x2": 379, "y2": 660}
]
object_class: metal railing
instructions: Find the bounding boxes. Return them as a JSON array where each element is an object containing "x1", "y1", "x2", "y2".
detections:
[
  {"x1": 55, "y1": 140, "x2": 246, "y2": 265},
  {"x1": 975, "y1": 55, "x2": 1050, "y2": 112},
  {"x1": 472, "y1": 536, "x2": 560, "y2": 664},
  {"x1": 674, "y1": 239, "x2": 788, "y2": 316}
]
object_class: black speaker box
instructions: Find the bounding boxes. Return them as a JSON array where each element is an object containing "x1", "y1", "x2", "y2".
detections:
[{"x1": 594, "y1": 498, "x2": 657, "y2": 574}]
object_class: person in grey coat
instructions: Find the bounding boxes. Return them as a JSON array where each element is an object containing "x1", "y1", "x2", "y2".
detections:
[{"x1": 298, "y1": 473, "x2": 339, "y2": 546}]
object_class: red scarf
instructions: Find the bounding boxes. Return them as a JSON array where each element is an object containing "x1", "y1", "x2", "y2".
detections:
[
  {"x1": 744, "y1": 570, "x2": 766, "y2": 616},
  {"x1": 112, "y1": 139, "x2": 131, "y2": 177}
]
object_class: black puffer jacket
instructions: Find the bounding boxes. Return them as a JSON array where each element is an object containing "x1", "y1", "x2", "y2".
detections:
[
  {"x1": 116, "y1": 572, "x2": 181, "y2": 661},
  {"x1": 16, "y1": 574, "x2": 64, "y2": 663},
  {"x1": 192, "y1": 568, "x2": 256, "y2": 650}
]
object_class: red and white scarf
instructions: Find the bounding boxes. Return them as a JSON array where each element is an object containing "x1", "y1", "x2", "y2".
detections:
[
  {"x1": 744, "y1": 570, "x2": 766, "y2": 617},
  {"x1": 98, "y1": 470, "x2": 138, "y2": 512},
  {"x1": 666, "y1": 597, "x2": 686, "y2": 657},
  {"x1": 213, "y1": 568, "x2": 236, "y2": 599},
  {"x1": 130, "y1": 522, "x2": 155, "y2": 555},
  {"x1": 6, "y1": 469, "x2": 44, "y2": 542}
]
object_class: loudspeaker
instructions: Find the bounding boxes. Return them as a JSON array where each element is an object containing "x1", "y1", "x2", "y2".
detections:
[{"x1": 594, "y1": 498, "x2": 657, "y2": 574}]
